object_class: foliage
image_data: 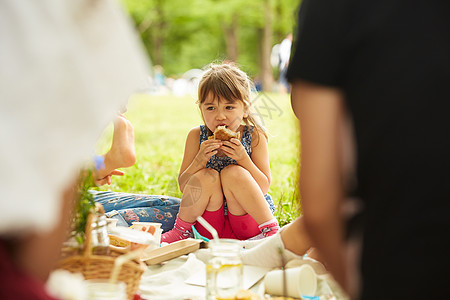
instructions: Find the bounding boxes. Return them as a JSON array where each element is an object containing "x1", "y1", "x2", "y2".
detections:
[
  {"x1": 95, "y1": 93, "x2": 300, "y2": 225},
  {"x1": 120, "y1": 0, "x2": 301, "y2": 77},
  {"x1": 73, "y1": 169, "x2": 96, "y2": 245}
]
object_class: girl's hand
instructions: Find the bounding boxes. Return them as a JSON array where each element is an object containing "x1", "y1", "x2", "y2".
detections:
[
  {"x1": 194, "y1": 139, "x2": 222, "y2": 167},
  {"x1": 220, "y1": 138, "x2": 249, "y2": 162}
]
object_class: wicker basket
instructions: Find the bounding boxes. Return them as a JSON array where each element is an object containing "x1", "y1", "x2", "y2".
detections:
[{"x1": 58, "y1": 214, "x2": 146, "y2": 300}]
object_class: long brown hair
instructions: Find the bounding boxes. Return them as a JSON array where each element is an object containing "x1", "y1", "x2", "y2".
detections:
[{"x1": 197, "y1": 63, "x2": 267, "y2": 139}]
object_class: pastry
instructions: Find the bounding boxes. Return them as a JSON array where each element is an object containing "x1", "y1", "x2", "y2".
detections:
[
  {"x1": 212, "y1": 125, "x2": 240, "y2": 141},
  {"x1": 208, "y1": 125, "x2": 240, "y2": 157}
]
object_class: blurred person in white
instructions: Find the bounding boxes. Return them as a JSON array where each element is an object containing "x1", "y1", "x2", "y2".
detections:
[
  {"x1": 278, "y1": 33, "x2": 293, "y2": 93},
  {"x1": 0, "y1": 0, "x2": 149, "y2": 298}
]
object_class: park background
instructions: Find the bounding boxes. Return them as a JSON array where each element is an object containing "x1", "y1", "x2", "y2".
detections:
[{"x1": 97, "y1": 0, "x2": 302, "y2": 225}]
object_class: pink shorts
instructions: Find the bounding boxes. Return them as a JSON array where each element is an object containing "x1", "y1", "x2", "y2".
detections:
[{"x1": 194, "y1": 203, "x2": 260, "y2": 240}]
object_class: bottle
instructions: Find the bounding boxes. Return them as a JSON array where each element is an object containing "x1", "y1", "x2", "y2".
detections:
[
  {"x1": 206, "y1": 239, "x2": 243, "y2": 300},
  {"x1": 91, "y1": 204, "x2": 110, "y2": 256}
]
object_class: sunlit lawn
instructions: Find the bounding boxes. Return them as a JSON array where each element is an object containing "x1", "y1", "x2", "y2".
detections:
[{"x1": 96, "y1": 92, "x2": 301, "y2": 225}]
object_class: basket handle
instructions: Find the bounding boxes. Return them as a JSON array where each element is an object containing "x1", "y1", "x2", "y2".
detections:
[
  {"x1": 83, "y1": 213, "x2": 95, "y2": 258},
  {"x1": 110, "y1": 248, "x2": 143, "y2": 284}
]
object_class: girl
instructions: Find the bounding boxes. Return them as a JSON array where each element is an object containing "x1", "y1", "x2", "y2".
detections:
[{"x1": 161, "y1": 63, "x2": 279, "y2": 243}]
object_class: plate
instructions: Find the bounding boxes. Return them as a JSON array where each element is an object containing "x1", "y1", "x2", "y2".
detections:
[{"x1": 141, "y1": 238, "x2": 203, "y2": 265}]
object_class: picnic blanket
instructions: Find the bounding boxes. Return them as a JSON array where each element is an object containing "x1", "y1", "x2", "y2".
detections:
[{"x1": 138, "y1": 251, "x2": 349, "y2": 300}]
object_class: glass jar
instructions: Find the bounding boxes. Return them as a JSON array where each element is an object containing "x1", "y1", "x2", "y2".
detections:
[
  {"x1": 91, "y1": 213, "x2": 110, "y2": 256},
  {"x1": 85, "y1": 279, "x2": 126, "y2": 300},
  {"x1": 206, "y1": 239, "x2": 243, "y2": 300}
]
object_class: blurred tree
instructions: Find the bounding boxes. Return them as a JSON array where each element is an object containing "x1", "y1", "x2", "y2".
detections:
[
  {"x1": 224, "y1": 13, "x2": 239, "y2": 62},
  {"x1": 260, "y1": 0, "x2": 274, "y2": 91},
  {"x1": 121, "y1": 0, "x2": 300, "y2": 84}
]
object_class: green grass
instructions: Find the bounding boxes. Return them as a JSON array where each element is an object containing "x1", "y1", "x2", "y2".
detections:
[{"x1": 96, "y1": 93, "x2": 301, "y2": 225}]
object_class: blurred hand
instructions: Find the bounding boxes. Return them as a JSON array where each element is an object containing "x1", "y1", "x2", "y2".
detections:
[{"x1": 95, "y1": 169, "x2": 124, "y2": 186}]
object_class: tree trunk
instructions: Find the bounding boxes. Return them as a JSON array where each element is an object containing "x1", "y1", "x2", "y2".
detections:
[
  {"x1": 273, "y1": 0, "x2": 284, "y2": 43},
  {"x1": 153, "y1": 33, "x2": 163, "y2": 66},
  {"x1": 260, "y1": 0, "x2": 273, "y2": 92},
  {"x1": 152, "y1": 0, "x2": 165, "y2": 66},
  {"x1": 223, "y1": 13, "x2": 239, "y2": 62}
]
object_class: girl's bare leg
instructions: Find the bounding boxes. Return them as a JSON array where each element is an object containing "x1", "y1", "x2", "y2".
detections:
[
  {"x1": 220, "y1": 165, "x2": 273, "y2": 222},
  {"x1": 221, "y1": 165, "x2": 279, "y2": 237},
  {"x1": 178, "y1": 168, "x2": 223, "y2": 223},
  {"x1": 161, "y1": 168, "x2": 223, "y2": 243}
]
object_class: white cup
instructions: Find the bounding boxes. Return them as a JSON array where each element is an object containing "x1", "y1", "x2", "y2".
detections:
[
  {"x1": 131, "y1": 222, "x2": 162, "y2": 245},
  {"x1": 264, "y1": 264, "x2": 317, "y2": 298}
]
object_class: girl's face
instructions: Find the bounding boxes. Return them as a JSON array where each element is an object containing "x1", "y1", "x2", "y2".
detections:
[{"x1": 200, "y1": 93, "x2": 248, "y2": 133}]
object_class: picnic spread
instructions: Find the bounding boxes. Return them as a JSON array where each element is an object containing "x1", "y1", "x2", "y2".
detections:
[
  {"x1": 53, "y1": 210, "x2": 349, "y2": 300},
  {"x1": 139, "y1": 248, "x2": 348, "y2": 300}
]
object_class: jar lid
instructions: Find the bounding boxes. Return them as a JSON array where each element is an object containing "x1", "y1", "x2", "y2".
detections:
[{"x1": 91, "y1": 214, "x2": 107, "y2": 228}]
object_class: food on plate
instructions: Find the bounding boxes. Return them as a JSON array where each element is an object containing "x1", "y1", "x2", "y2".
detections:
[
  {"x1": 142, "y1": 225, "x2": 156, "y2": 235},
  {"x1": 108, "y1": 226, "x2": 154, "y2": 251},
  {"x1": 130, "y1": 224, "x2": 156, "y2": 235},
  {"x1": 109, "y1": 235, "x2": 131, "y2": 247}
]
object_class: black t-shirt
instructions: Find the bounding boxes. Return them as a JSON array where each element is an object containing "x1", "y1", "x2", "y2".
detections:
[{"x1": 287, "y1": 0, "x2": 450, "y2": 299}]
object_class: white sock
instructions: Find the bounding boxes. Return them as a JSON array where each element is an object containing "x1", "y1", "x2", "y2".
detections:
[{"x1": 240, "y1": 230, "x2": 303, "y2": 268}]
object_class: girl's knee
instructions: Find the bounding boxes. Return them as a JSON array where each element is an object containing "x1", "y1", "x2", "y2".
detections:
[
  {"x1": 221, "y1": 165, "x2": 251, "y2": 185},
  {"x1": 187, "y1": 168, "x2": 221, "y2": 188},
  {"x1": 194, "y1": 168, "x2": 220, "y2": 182}
]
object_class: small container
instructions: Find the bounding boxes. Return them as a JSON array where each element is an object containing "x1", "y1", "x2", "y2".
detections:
[
  {"x1": 206, "y1": 239, "x2": 243, "y2": 300},
  {"x1": 91, "y1": 213, "x2": 110, "y2": 256},
  {"x1": 108, "y1": 226, "x2": 155, "y2": 251},
  {"x1": 131, "y1": 221, "x2": 163, "y2": 245}
]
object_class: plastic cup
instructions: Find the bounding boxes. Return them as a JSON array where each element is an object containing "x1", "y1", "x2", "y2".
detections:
[{"x1": 264, "y1": 264, "x2": 317, "y2": 298}]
